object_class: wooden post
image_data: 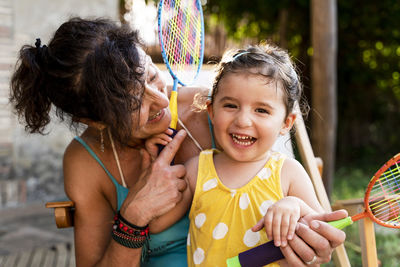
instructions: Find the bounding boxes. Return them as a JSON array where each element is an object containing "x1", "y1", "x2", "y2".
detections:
[{"x1": 311, "y1": 0, "x2": 338, "y2": 197}]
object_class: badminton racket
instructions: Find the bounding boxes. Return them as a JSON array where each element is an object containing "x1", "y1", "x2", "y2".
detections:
[
  {"x1": 157, "y1": 0, "x2": 205, "y2": 132},
  {"x1": 227, "y1": 153, "x2": 400, "y2": 267}
]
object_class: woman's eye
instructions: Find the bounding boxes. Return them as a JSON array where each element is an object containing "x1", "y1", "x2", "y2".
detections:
[
  {"x1": 148, "y1": 73, "x2": 157, "y2": 83},
  {"x1": 147, "y1": 65, "x2": 158, "y2": 83}
]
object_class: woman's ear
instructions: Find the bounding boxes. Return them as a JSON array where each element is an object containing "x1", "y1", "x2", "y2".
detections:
[
  {"x1": 280, "y1": 113, "x2": 296, "y2": 136},
  {"x1": 77, "y1": 117, "x2": 106, "y2": 130}
]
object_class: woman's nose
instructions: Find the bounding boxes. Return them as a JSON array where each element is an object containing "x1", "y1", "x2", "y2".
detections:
[{"x1": 145, "y1": 84, "x2": 169, "y2": 109}]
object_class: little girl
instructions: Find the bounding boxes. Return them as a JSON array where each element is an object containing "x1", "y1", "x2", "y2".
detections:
[{"x1": 147, "y1": 43, "x2": 324, "y2": 266}]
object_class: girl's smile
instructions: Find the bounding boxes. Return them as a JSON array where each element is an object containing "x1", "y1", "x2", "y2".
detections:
[{"x1": 208, "y1": 72, "x2": 295, "y2": 163}]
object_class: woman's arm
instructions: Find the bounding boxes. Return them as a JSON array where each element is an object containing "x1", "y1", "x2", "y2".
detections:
[
  {"x1": 64, "y1": 141, "x2": 143, "y2": 267},
  {"x1": 64, "y1": 130, "x2": 188, "y2": 267}
]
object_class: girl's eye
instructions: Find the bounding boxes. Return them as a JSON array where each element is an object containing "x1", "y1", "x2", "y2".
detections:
[
  {"x1": 223, "y1": 103, "x2": 237, "y2": 109},
  {"x1": 256, "y1": 108, "x2": 269, "y2": 114}
]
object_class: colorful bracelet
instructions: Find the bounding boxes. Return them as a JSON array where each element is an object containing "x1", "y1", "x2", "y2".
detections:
[{"x1": 111, "y1": 211, "x2": 150, "y2": 249}]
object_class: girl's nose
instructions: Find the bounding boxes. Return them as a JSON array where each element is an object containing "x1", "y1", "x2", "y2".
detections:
[{"x1": 234, "y1": 110, "x2": 252, "y2": 128}]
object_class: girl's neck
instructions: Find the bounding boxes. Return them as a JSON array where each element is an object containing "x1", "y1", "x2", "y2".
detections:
[{"x1": 213, "y1": 151, "x2": 271, "y2": 189}]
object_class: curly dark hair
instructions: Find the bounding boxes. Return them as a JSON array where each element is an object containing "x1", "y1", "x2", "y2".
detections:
[
  {"x1": 211, "y1": 43, "x2": 307, "y2": 117},
  {"x1": 10, "y1": 17, "x2": 145, "y2": 144}
]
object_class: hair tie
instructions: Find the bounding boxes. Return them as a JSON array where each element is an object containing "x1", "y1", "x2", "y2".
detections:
[
  {"x1": 232, "y1": 51, "x2": 250, "y2": 61},
  {"x1": 35, "y1": 38, "x2": 42, "y2": 49}
]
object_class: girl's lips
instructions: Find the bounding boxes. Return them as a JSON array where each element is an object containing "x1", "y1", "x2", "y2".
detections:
[
  {"x1": 230, "y1": 133, "x2": 256, "y2": 146},
  {"x1": 148, "y1": 109, "x2": 165, "y2": 123}
]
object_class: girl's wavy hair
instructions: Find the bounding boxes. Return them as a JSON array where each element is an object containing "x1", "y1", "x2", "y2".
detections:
[
  {"x1": 10, "y1": 17, "x2": 145, "y2": 144},
  {"x1": 199, "y1": 43, "x2": 308, "y2": 117}
]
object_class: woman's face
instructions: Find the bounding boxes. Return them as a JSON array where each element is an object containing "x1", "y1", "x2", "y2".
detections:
[{"x1": 130, "y1": 50, "x2": 171, "y2": 140}]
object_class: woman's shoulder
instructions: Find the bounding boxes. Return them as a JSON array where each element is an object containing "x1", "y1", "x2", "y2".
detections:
[{"x1": 63, "y1": 137, "x2": 107, "y2": 198}]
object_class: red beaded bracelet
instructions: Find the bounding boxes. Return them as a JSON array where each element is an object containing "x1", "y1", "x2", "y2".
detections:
[{"x1": 111, "y1": 211, "x2": 150, "y2": 250}]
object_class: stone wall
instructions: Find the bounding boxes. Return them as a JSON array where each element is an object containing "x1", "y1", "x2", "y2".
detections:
[{"x1": 0, "y1": 0, "x2": 118, "y2": 208}]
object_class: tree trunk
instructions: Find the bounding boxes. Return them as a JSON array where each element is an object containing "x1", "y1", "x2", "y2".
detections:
[{"x1": 310, "y1": 0, "x2": 337, "y2": 198}]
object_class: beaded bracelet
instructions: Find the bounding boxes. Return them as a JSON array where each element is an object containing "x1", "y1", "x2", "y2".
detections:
[{"x1": 111, "y1": 211, "x2": 150, "y2": 249}]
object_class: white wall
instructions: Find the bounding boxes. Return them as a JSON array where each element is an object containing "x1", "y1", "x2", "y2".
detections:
[{"x1": 0, "y1": 0, "x2": 119, "y2": 207}]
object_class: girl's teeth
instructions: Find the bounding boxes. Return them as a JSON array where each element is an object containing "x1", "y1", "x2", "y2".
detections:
[{"x1": 231, "y1": 134, "x2": 255, "y2": 145}]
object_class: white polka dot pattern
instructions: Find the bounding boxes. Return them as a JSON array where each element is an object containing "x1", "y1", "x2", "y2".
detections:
[
  {"x1": 230, "y1": 189, "x2": 236, "y2": 197},
  {"x1": 193, "y1": 247, "x2": 205, "y2": 264},
  {"x1": 258, "y1": 167, "x2": 272, "y2": 180},
  {"x1": 195, "y1": 213, "x2": 206, "y2": 228},
  {"x1": 259, "y1": 200, "x2": 274, "y2": 216},
  {"x1": 203, "y1": 178, "x2": 218, "y2": 191},
  {"x1": 239, "y1": 193, "x2": 250, "y2": 210},
  {"x1": 243, "y1": 229, "x2": 260, "y2": 247},
  {"x1": 212, "y1": 223, "x2": 228, "y2": 240}
]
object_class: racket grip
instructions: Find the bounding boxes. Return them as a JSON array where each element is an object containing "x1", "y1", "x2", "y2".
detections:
[
  {"x1": 226, "y1": 241, "x2": 284, "y2": 267},
  {"x1": 157, "y1": 127, "x2": 178, "y2": 165},
  {"x1": 226, "y1": 217, "x2": 354, "y2": 266},
  {"x1": 327, "y1": 216, "x2": 353, "y2": 229}
]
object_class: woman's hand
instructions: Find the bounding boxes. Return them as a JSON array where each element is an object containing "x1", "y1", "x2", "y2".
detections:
[
  {"x1": 280, "y1": 209, "x2": 348, "y2": 266},
  {"x1": 120, "y1": 129, "x2": 188, "y2": 226}
]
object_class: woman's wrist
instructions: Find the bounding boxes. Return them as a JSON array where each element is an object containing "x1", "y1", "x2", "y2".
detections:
[{"x1": 120, "y1": 200, "x2": 151, "y2": 227}]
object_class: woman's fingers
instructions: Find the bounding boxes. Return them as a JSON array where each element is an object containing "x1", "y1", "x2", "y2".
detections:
[{"x1": 309, "y1": 220, "x2": 346, "y2": 248}]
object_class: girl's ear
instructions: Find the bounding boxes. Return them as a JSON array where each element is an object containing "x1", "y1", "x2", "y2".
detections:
[{"x1": 280, "y1": 113, "x2": 296, "y2": 136}]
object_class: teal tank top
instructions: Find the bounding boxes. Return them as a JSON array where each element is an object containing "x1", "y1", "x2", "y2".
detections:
[{"x1": 75, "y1": 137, "x2": 189, "y2": 267}]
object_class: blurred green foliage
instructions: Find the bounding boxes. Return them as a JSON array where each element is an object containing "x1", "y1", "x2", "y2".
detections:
[
  {"x1": 204, "y1": 0, "x2": 400, "y2": 169},
  {"x1": 332, "y1": 167, "x2": 400, "y2": 266},
  {"x1": 203, "y1": 0, "x2": 400, "y2": 265}
]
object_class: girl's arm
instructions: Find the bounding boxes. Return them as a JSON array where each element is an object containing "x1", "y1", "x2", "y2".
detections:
[
  {"x1": 281, "y1": 157, "x2": 324, "y2": 213},
  {"x1": 252, "y1": 158, "x2": 323, "y2": 248},
  {"x1": 149, "y1": 155, "x2": 199, "y2": 233}
]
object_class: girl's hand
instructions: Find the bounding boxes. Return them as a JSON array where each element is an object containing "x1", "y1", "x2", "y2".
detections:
[
  {"x1": 252, "y1": 197, "x2": 315, "y2": 247},
  {"x1": 145, "y1": 128, "x2": 174, "y2": 161}
]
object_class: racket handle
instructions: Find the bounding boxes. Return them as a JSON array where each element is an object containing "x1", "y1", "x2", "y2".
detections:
[
  {"x1": 169, "y1": 81, "x2": 178, "y2": 129},
  {"x1": 327, "y1": 216, "x2": 353, "y2": 229},
  {"x1": 226, "y1": 217, "x2": 354, "y2": 266},
  {"x1": 226, "y1": 241, "x2": 284, "y2": 267},
  {"x1": 157, "y1": 127, "x2": 178, "y2": 165}
]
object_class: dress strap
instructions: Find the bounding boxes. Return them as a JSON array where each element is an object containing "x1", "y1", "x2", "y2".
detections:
[
  {"x1": 74, "y1": 136, "x2": 120, "y2": 188},
  {"x1": 207, "y1": 115, "x2": 216, "y2": 149},
  {"x1": 178, "y1": 118, "x2": 203, "y2": 151}
]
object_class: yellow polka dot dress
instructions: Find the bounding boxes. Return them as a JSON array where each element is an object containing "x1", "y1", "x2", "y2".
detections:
[{"x1": 187, "y1": 149, "x2": 286, "y2": 267}]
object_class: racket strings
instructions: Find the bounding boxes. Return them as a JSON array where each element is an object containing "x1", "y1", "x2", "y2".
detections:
[
  {"x1": 165, "y1": 14, "x2": 201, "y2": 68},
  {"x1": 161, "y1": 0, "x2": 202, "y2": 80},
  {"x1": 368, "y1": 159, "x2": 400, "y2": 225}
]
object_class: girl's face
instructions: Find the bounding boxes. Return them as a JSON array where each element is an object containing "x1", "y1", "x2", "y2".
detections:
[
  {"x1": 130, "y1": 51, "x2": 171, "y2": 140},
  {"x1": 208, "y1": 72, "x2": 295, "y2": 163}
]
